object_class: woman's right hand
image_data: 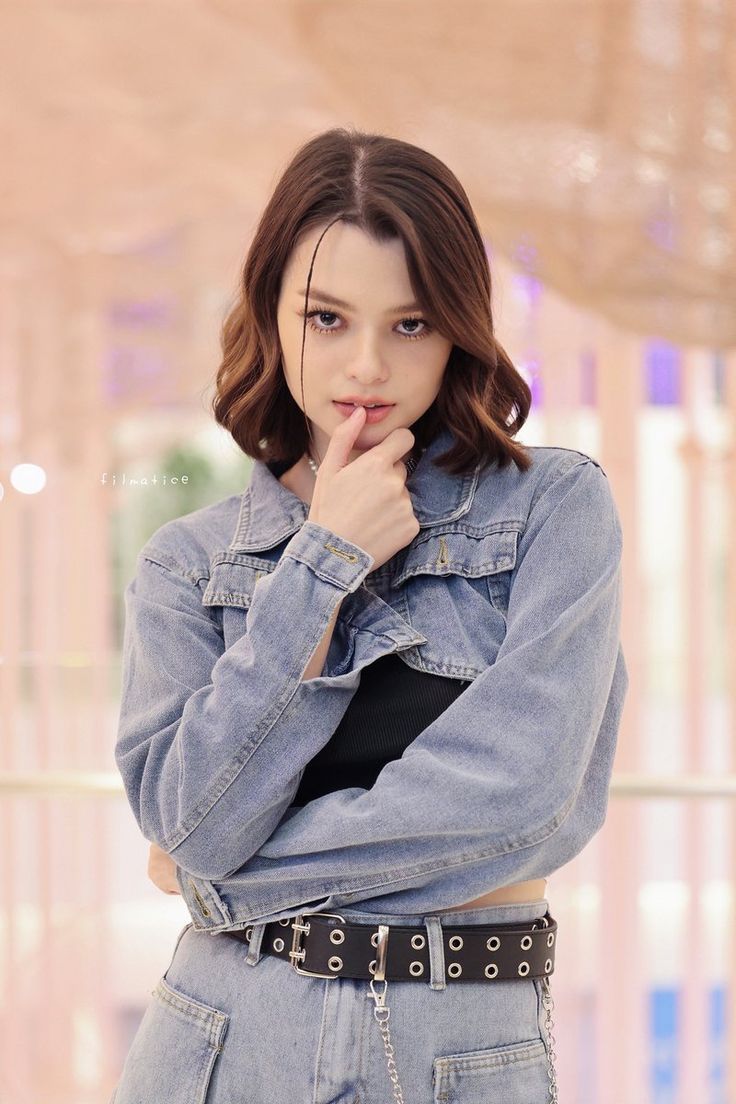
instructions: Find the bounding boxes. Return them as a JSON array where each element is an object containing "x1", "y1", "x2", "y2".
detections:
[
  {"x1": 307, "y1": 404, "x2": 420, "y2": 572},
  {"x1": 148, "y1": 842, "x2": 181, "y2": 895}
]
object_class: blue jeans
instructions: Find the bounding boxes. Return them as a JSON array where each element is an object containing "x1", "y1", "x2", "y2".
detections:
[{"x1": 111, "y1": 897, "x2": 554, "y2": 1103}]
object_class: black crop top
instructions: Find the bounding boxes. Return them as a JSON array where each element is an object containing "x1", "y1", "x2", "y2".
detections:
[
  {"x1": 265, "y1": 458, "x2": 471, "y2": 804},
  {"x1": 292, "y1": 650, "x2": 470, "y2": 803}
]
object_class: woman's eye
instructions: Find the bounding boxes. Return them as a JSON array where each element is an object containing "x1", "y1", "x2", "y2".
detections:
[
  {"x1": 302, "y1": 309, "x2": 432, "y2": 340},
  {"x1": 396, "y1": 317, "x2": 431, "y2": 338},
  {"x1": 305, "y1": 309, "x2": 341, "y2": 332}
]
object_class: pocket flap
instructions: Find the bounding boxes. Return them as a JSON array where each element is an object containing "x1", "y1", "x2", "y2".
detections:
[
  {"x1": 393, "y1": 528, "x2": 518, "y2": 588},
  {"x1": 202, "y1": 556, "x2": 276, "y2": 608}
]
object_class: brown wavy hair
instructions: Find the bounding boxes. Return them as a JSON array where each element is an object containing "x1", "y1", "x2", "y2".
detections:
[{"x1": 211, "y1": 126, "x2": 532, "y2": 476}]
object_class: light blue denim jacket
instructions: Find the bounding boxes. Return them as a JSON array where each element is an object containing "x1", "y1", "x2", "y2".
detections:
[{"x1": 115, "y1": 426, "x2": 629, "y2": 932}]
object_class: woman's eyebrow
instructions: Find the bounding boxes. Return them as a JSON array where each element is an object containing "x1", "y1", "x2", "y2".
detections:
[{"x1": 297, "y1": 287, "x2": 422, "y2": 313}]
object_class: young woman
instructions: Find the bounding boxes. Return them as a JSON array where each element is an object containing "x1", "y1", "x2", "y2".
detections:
[{"x1": 112, "y1": 127, "x2": 628, "y2": 1104}]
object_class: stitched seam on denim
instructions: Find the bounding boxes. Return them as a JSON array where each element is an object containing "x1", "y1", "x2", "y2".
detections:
[
  {"x1": 526, "y1": 455, "x2": 594, "y2": 517},
  {"x1": 154, "y1": 979, "x2": 227, "y2": 1046},
  {"x1": 399, "y1": 554, "x2": 516, "y2": 579},
  {"x1": 230, "y1": 794, "x2": 582, "y2": 914},
  {"x1": 356, "y1": 971, "x2": 369, "y2": 1094},
  {"x1": 162, "y1": 602, "x2": 345, "y2": 852},
  {"x1": 435, "y1": 1037, "x2": 546, "y2": 1071},
  {"x1": 240, "y1": 785, "x2": 579, "y2": 905},
  {"x1": 282, "y1": 548, "x2": 367, "y2": 590},
  {"x1": 533, "y1": 444, "x2": 603, "y2": 470},
  {"x1": 405, "y1": 521, "x2": 524, "y2": 546},
  {"x1": 312, "y1": 980, "x2": 332, "y2": 1104},
  {"x1": 203, "y1": 591, "x2": 252, "y2": 608},
  {"x1": 209, "y1": 552, "x2": 277, "y2": 571},
  {"x1": 140, "y1": 551, "x2": 210, "y2": 587}
]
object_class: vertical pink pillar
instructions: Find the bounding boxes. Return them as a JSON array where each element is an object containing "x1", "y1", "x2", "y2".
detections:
[
  {"x1": 725, "y1": 349, "x2": 736, "y2": 1102},
  {"x1": 0, "y1": 260, "x2": 30, "y2": 1100},
  {"x1": 595, "y1": 320, "x2": 648, "y2": 1104},
  {"x1": 34, "y1": 248, "x2": 69, "y2": 1100},
  {"x1": 70, "y1": 248, "x2": 116, "y2": 1096},
  {"x1": 539, "y1": 286, "x2": 585, "y2": 447},
  {"x1": 537, "y1": 285, "x2": 589, "y2": 1100},
  {"x1": 678, "y1": 349, "x2": 711, "y2": 1101}
]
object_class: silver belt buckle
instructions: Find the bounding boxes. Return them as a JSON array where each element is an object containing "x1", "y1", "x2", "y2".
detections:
[{"x1": 289, "y1": 911, "x2": 346, "y2": 978}]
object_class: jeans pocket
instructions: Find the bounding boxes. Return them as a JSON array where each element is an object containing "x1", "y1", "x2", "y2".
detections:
[
  {"x1": 432, "y1": 1035, "x2": 549, "y2": 1103},
  {"x1": 113, "y1": 974, "x2": 229, "y2": 1104}
]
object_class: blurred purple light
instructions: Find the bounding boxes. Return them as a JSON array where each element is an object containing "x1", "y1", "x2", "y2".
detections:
[
  {"x1": 645, "y1": 340, "x2": 681, "y2": 405},
  {"x1": 107, "y1": 296, "x2": 176, "y2": 328}
]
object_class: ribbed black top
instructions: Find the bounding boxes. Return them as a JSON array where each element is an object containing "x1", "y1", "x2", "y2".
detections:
[
  {"x1": 293, "y1": 650, "x2": 470, "y2": 803},
  {"x1": 265, "y1": 458, "x2": 470, "y2": 804}
]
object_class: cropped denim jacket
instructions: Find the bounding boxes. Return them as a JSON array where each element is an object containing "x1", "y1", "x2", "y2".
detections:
[{"x1": 115, "y1": 426, "x2": 629, "y2": 932}]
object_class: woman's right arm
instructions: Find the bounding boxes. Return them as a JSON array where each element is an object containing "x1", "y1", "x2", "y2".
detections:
[
  {"x1": 145, "y1": 591, "x2": 345, "y2": 898},
  {"x1": 114, "y1": 519, "x2": 373, "y2": 882}
]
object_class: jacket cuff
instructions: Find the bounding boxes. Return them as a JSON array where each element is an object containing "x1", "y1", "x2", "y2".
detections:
[
  {"x1": 177, "y1": 867, "x2": 234, "y2": 929},
  {"x1": 283, "y1": 521, "x2": 374, "y2": 592}
]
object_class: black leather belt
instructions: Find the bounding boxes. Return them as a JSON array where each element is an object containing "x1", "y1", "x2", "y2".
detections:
[{"x1": 224, "y1": 908, "x2": 557, "y2": 983}]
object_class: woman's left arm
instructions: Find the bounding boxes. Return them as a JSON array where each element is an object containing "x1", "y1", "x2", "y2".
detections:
[{"x1": 177, "y1": 458, "x2": 630, "y2": 928}]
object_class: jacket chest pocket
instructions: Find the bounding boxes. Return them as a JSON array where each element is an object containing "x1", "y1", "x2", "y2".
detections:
[
  {"x1": 201, "y1": 556, "x2": 271, "y2": 649},
  {"x1": 391, "y1": 528, "x2": 518, "y2": 678},
  {"x1": 201, "y1": 554, "x2": 357, "y2": 676}
]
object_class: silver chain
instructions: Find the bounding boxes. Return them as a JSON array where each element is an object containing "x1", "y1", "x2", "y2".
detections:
[
  {"x1": 541, "y1": 975, "x2": 560, "y2": 1102},
  {"x1": 369, "y1": 977, "x2": 406, "y2": 1104},
  {"x1": 368, "y1": 964, "x2": 559, "y2": 1104}
]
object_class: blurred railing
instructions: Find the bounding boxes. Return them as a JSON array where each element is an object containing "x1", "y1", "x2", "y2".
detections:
[
  {"x1": 1, "y1": 771, "x2": 735, "y2": 798},
  {"x1": 1, "y1": 768, "x2": 733, "y2": 1103}
]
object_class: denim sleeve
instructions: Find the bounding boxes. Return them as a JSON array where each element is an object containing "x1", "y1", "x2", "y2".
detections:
[
  {"x1": 114, "y1": 520, "x2": 374, "y2": 879},
  {"x1": 179, "y1": 458, "x2": 629, "y2": 927}
]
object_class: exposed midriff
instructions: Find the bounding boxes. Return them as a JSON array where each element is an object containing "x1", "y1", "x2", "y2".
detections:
[{"x1": 441, "y1": 878, "x2": 548, "y2": 911}]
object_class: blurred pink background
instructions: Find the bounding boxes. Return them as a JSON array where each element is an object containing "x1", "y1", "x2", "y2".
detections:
[{"x1": 1, "y1": 3, "x2": 734, "y2": 1102}]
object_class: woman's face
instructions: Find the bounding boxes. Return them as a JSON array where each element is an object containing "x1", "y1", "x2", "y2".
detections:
[{"x1": 276, "y1": 221, "x2": 453, "y2": 467}]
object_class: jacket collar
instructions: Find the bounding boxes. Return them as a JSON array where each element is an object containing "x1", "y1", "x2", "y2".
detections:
[{"x1": 227, "y1": 426, "x2": 481, "y2": 554}]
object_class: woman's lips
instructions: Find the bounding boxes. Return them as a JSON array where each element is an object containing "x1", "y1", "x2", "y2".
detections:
[{"x1": 333, "y1": 401, "x2": 394, "y2": 424}]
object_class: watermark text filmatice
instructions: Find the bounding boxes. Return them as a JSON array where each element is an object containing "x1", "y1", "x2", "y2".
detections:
[{"x1": 100, "y1": 472, "x2": 190, "y2": 487}]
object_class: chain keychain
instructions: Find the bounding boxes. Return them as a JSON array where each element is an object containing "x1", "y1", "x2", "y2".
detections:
[
  {"x1": 369, "y1": 977, "x2": 406, "y2": 1104},
  {"x1": 540, "y1": 975, "x2": 559, "y2": 1102},
  {"x1": 369, "y1": 966, "x2": 559, "y2": 1104}
]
